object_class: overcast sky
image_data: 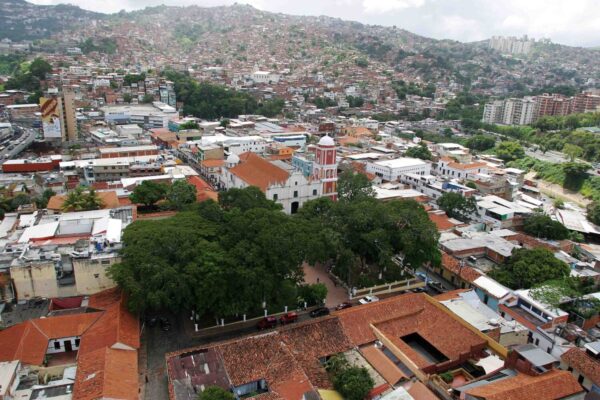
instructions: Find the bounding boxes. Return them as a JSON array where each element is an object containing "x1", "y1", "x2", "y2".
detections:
[{"x1": 30, "y1": 0, "x2": 600, "y2": 47}]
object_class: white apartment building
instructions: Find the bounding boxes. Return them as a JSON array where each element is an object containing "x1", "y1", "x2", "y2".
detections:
[
  {"x1": 366, "y1": 157, "x2": 431, "y2": 182},
  {"x1": 483, "y1": 100, "x2": 505, "y2": 124},
  {"x1": 250, "y1": 71, "x2": 280, "y2": 84},
  {"x1": 484, "y1": 97, "x2": 538, "y2": 126},
  {"x1": 189, "y1": 134, "x2": 267, "y2": 155}
]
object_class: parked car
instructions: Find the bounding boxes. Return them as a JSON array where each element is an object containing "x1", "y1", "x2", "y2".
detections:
[
  {"x1": 279, "y1": 312, "x2": 299, "y2": 325},
  {"x1": 257, "y1": 316, "x2": 277, "y2": 330},
  {"x1": 411, "y1": 286, "x2": 427, "y2": 293},
  {"x1": 416, "y1": 272, "x2": 428, "y2": 282},
  {"x1": 310, "y1": 307, "x2": 330, "y2": 318},
  {"x1": 358, "y1": 295, "x2": 380, "y2": 305},
  {"x1": 335, "y1": 302, "x2": 353, "y2": 311},
  {"x1": 159, "y1": 317, "x2": 171, "y2": 331}
]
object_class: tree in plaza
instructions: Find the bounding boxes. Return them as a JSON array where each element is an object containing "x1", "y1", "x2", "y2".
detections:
[
  {"x1": 337, "y1": 169, "x2": 375, "y2": 202},
  {"x1": 297, "y1": 196, "x2": 440, "y2": 287},
  {"x1": 218, "y1": 207, "x2": 310, "y2": 312},
  {"x1": 489, "y1": 248, "x2": 571, "y2": 290},
  {"x1": 298, "y1": 283, "x2": 328, "y2": 306},
  {"x1": 437, "y1": 192, "x2": 477, "y2": 221},
  {"x1": 218, "y1": 186, "x2": 281, "y2": 212},
  {"x1": 129, "y1": 181, "x2": 168, "y2": 208},
  {"x1": 523, "y1": 213, "x2": 570, "y2": 240},
  {"x1": 197, "y1": 387, "x2": 235, "y2": 400},
  {"x1": 405, "y1": 144, "x2": 432, "y2": 160},
  {"x1": 167, "y1": 180, "x2": 197, "y2": 210},
  {"x1": 495, "y1": 141, "x2": 524, "y2": 162},
  {"x1": 108, "y1": 212, "x2": 228, "y2": 314}
]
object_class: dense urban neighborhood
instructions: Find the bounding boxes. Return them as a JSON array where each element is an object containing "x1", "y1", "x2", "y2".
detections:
[{"x1": 1, "y1": 1, "x2": 600, "y2": 400}]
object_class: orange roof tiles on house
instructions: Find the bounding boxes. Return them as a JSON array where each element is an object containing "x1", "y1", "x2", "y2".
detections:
[
  {"x1": 0, "y1": 322, "x2": 49, "y2": 365},
  {"x1": 73, "y1": 347, "x2": 139, "y2": 400},
  {"x1": 562, "y1": 347, "x2": 600, "y2": 386},
  {"x1": 229, "y1": 152, "x2": 290, "y2": 191},
  {"x1": 47, "y1": 190, "x2": 121, "y2": 211},
  {"x1": 337, "y1": 136, "x2": 360, "y2": 146},
  {"x1": 428, "y1": 210, "x2": 459, "y2": 232},
  {"x1": 335, "y1": 293, "x2": 487, "y2": 370},
  {"x1": 433, "y1": 289, "x2": 471, "y2": 302},
  {"x1": 216, "y1": 333, "x2": 315, "y2": 398},
  {"x1": 464, "y1": 369, "x2": 584, "y2": 400},
  {"x1": 200, "y1": 159, "x2": 225, "y2": 168},
  {"x1": 79, "y1": 294, "x2": 140, "y2": 356},
  {"x1": 405, "y1": 380, "x2": 439, "y2": 400},
  {"x1": 0, "y1": 312, "x2": 102, "y2": 365},
  {"x1": 441, "y1": 252, "x2": 482, "y2": 283},
  {"x1": 186, "y1": 175, "x2": 218, "y2": 203},
  {"x1": 447, "y1": 161, "x2": 487, "y2": 171},
  {"x1": 359, "y1": 345, "x2": 406, "y2": 385},
  {"x1": 280, "y1": 317, "x2": 353, "y2": 389}
]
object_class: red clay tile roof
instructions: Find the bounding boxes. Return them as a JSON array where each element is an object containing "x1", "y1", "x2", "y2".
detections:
[
  {"x1": 201, "y1": 159, "x2": 224, "y2": 168},
  {"x1": 73, "y1": 347, "x2": 139, "y2": 400},
  {"x1": 0, "y1": 288, "x2": 140, "y2": 399},
  {"x1": 447, "y1": 162, "x2": 487, "y2": 171},
  {"x1": 0, "y1": 313, "x2": 101, "y2": 365},
  {"x1": 0, "y1": 322, "x2": 49, "y2": 365},
  {"x1": 186, "y1": 175, "x2": 218, "y2": 203},
  {"x1": 335, "y1": 293, "x2": 487, "y2": 370},
  {"x1": 360, "y1": 345, "x2": 406, "y2": 385},
  {"x1": 280, "y1": 317, "x2": 353, "y2": 389},
  {"x1": 229, "y1": 152, "x2": 290, "y2": 191},
  {"x1": 562, "y1": 347, "x2": 600, "y2": 385},
  {"x1": 464, "y1": 369, "x2": 584, "y2": 400},
  {"x1": 216, "y1": 333, "x2": 315, "y2": 398},
  {"x1": 428, "y1": 211, "x2": 458, "y2": 232},
  {"x1": 433, "y1": 289, "x2": 471, "y2": 302},
  {"x1": 79, "y1": 293, "x2": 140, "y2": 356},
  {"x1": 441, "y1": 252, "x2": 482, "y2": 283}
]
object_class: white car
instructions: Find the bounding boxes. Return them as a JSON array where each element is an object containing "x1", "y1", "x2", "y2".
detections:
[{"x1": 358, "y1": 295, "x2": 380, "y2": 305}]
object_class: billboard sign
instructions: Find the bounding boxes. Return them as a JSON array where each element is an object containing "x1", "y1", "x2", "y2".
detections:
[{"x1": 40, "y1": 97, "x2": 62, "y2": 139}]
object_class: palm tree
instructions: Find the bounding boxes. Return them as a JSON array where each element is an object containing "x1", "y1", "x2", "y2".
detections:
[{"x1": 61, "y1": 186, "x2": 104, "y2": 212}]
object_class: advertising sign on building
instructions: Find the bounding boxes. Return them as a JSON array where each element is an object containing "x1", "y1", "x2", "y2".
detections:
[{"x1": 40, "y1": 97, "x2": 62, "y2": 139}]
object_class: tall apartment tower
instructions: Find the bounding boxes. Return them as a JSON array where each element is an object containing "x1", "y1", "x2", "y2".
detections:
[
  {"x1": 502, "y1": 98, "x2": 521, "y2": 125},
  {"x1": 62, "y1": 87, "x2": 78, "y2": 141},
  {"x1": 40, "y1": 87, "x2": 78, "y2": 142},
  {"x1": 312, "y1": 135, "x2": 338, "y2": 201},
  {"x1": 482, "y1": 100, "x2": 505, "y2": 124}
]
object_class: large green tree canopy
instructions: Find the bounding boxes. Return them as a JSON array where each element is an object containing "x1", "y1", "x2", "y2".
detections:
[
  {"x1": 111, "y1": 182, "x2": 440, "y2": 315},
  {"x1": 490, "y1": 248, "x2": 571, "y2": 290}
]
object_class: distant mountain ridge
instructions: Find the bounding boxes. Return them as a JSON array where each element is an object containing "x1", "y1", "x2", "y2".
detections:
[
  {"x1": 1, "y1": 1, "x2": 599, "y2": 91},
  {"x1": 0, "y1": 0, "x2": 103, "y2": 42}
]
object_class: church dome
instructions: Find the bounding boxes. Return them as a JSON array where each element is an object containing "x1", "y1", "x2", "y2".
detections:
[
  {"x1": 318, "y1": 135, "x2": 335, "y2": 146},
  {"x1": 226, "y1": 153, "x2": 240, "y2": 165}
]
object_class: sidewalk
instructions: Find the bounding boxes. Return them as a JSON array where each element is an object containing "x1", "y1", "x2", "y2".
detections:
[{"x1": 303, "y1": 263, "x2": 349, "y2": 308}]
